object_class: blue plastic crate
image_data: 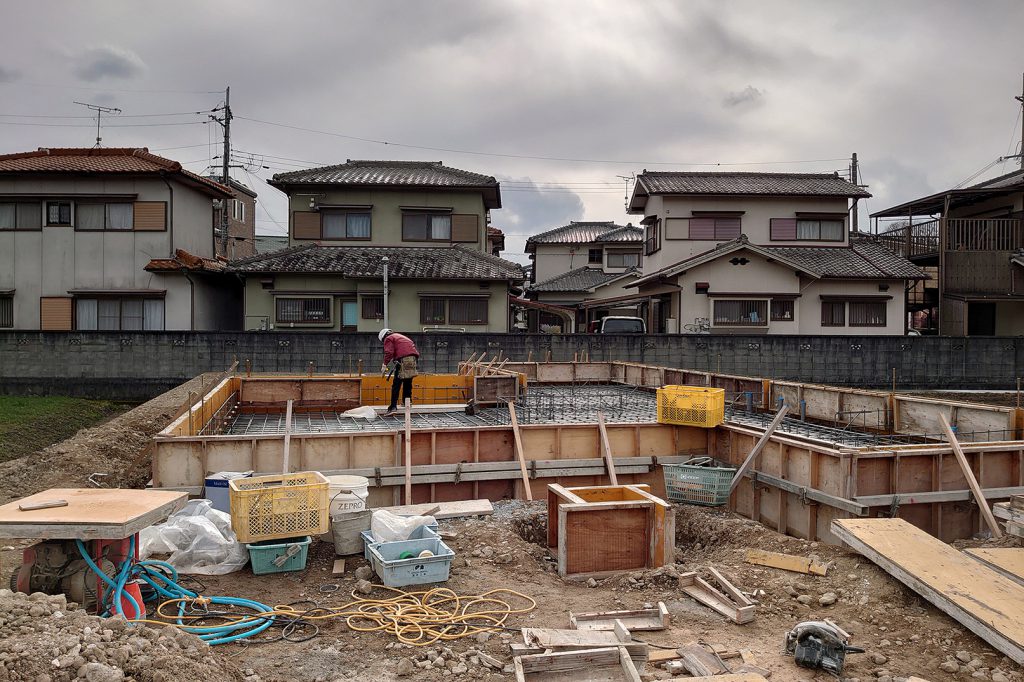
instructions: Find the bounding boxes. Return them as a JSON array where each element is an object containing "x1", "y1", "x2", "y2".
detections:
[
  {"x1": 367, "y1": 536, "x2": 454, "y2": 587},
  {"x1": 246, "y1": 536, "x2": 311, "y2": 575},
  {"x1": 360, "y1": 522, "x2": 439, "y2": 561}
]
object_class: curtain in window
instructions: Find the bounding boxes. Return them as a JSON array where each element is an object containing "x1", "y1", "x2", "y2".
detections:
[
  {"x1": 402, "y1": 214, "x2": 428, "y2": 240},
  {"x1": 121, "y1": 299, "x2": 144, "y2": 330},
  {"x1": 430, "y1": 215, "x2": 451, "y2": 240},
  {"x1": 449, "y1": 298, "x2": 487, "y2": 324},
  {"x1": 143, "y1": 299, "x2": 164, "y2": 330},
  {"x1": 97, "y1": 299, "x2": 120, "y2": 330},
  {"x1": 277, "y1": 299, "x2": 302, "y2": 322},
  {"x1": 796, "y1": 220, "x2": 819, "y2": 240},
  {"x1": 0, "y1": 204, "x2": 14, "y2": 230},
  {"x1": 322, "y1": 213, "x2": 345, "y2": 239},
  {"x1": 76, "y1": 299, "x2": 98, "y2": 330},
  {"x1": 107, "y1": 204, "x2": 133, "y2": 230},
  {"x1": 420, "y1": 298, "x2": 445, "y2": 324},
  {"x1": 849, "y1": 301, "x2": 886, "y2": 326},
  {"x1": 17, "y1": 203, "x2": 40, "y2": 230},
  {"x1": 820, "y1": 220, "x2": 844, "y2": 241},
  {"x1": 347, "y1": 214, "x2": 371, "y2": 238},
  {"x1": 821, "y1": 301, "x2": 845, "y2": 326},
  {"x1": 76, "y1": 204, "x2": 105, "y2": 230}
]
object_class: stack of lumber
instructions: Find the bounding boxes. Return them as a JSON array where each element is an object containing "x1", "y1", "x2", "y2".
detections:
[
  {"x1": 993, "y1": 495, "x2": 1024, "y2": 538},
  {"x1": 832, "y1": 518, "x2": 1024, "y2": 665}
]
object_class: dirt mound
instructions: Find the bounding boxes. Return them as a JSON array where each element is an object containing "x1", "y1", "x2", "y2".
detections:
[{"x1": 0, "y1": 589, "x2": 244, "y2": 682}]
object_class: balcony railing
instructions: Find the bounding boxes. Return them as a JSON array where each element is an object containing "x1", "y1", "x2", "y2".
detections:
[
  {"x1": 876, "y1": 219, "x2": 940, "y2": 259},
  {"x1": 876, "y1": 218, "x2": 1023, "y2": 259}
]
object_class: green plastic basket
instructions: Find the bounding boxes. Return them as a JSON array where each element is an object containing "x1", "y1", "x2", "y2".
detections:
[{"x1": 663, "y1": 457, "x2": 736, "y2": 506}]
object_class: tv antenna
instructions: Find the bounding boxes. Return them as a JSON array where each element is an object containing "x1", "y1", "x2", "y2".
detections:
[{"x1": 73, "y1": 101, "x2": 122, "y2": 147}]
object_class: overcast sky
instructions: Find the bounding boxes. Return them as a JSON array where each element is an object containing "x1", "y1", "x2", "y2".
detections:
[{"x1": 2, "y1": 0, "x2": 1023, "y2": 263}]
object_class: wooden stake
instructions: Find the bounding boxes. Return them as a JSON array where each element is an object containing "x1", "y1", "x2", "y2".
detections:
[
  {"x1": 940, "y1": 413, "x2": 1002, "y2": 538},
  {"x1": 597, "y1": 412, "x2": 618, "y2": 485},
  {"x1": 527, "y1": 350, "x2": 533, "y2": 362},
  {"x1": 729, "y1": 405, "x2": 789, "y2": 494},
  {"x1": 404, "y1": 398, "x2": 413, "y2": 505},
  {"x1": 282, "y1": 399, "x2": 293, "y2": 473},
  {"x1": 508, "y1": 402, "x2": 533, "y2": 501}
]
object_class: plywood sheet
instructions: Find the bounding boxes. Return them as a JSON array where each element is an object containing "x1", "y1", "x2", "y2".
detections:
[
  {"x1": 833, "y1": 518, "x2": 1024, "y2": 664},
  {"x1": 965, "y1": 548, "x2": 1024, "y2": 587},
  {"x1": 377, "y1": 499, "x2": 493, "y2": 519},
  {"x1": 0, "y1": 489, "x2": 188, "y2": 540}
]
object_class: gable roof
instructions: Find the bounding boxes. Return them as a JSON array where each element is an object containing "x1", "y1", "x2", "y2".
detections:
[
  {"x1": 629, "y1": 171, "x2": 869, "y2": 212},
  {"x1": 204, "y1": 175, "x2": 258, "y2": 198},
  {"x1": 525, "y1": 221, "x2": 641, "y2": 251},
  {"x1": 872, "y1": 168, "x2": 1024, "y2": 219},
  {"x1": 529, "y1": 266, "x2": 639, "y2": 293},
  {"x1": 0, "y1": 147, "x2": 232, "y2": 197},
  {"x1": 268, "y1": 160, "x2": 501, "y2": 208},
  {"x1": 630, "y1": 235, "x2": 926, "y2": 288},
  {"x1": 230, "y1": 243, "x2": 524, "y2": 281}
]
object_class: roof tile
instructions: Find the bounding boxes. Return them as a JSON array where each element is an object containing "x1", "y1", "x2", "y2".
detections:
[
  {"x1": 526, "y1": 221, "x2": 641, "y2": 247},
  {"x1": 530, "y1": 266, "x2": 634, "y2": 293},
  {"x1": 636, "y1": 172, "x2": 870, "y2": 198}
]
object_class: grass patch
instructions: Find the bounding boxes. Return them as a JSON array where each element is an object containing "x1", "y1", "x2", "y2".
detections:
[{"x1": 0, "y1": 396, "x2": 131, "y2": 463}]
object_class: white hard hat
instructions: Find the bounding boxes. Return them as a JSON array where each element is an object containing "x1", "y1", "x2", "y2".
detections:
[{"x1": 378, "y1": 328, "x2": 392, "y2": 342}]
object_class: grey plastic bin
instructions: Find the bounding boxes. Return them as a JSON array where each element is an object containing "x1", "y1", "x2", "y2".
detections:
[{"x1": 367, "y1": 536, "x2": 454, "y2": 587}]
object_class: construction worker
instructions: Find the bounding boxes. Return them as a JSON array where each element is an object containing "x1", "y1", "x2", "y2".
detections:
[{"x1": 379, "y1": 328, "x2": 420, "y2": 416}]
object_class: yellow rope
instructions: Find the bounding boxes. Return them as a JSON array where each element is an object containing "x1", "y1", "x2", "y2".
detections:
[{"x1": 132, "y1": 586, "x2": 536, "y2": 646}]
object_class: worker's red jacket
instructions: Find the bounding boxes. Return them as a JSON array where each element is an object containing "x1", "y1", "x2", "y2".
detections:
[{"x1": 383, "y1": 333, "x2": 420, "y2": 365}]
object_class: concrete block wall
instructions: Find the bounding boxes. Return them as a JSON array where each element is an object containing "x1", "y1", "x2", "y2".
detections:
[{"x1": 1, "y1": 331, "x2": 1022, "y2": 400}]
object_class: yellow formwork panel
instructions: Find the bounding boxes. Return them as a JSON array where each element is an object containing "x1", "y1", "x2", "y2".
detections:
[{"x1": 360, "y1": 374, "x2": 474, "y2": 406}]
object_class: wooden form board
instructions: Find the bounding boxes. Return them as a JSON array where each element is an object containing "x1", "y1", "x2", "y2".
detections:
[
  {"x1": 548, "y1": 484, "x2": 674, "y2": 578},
  {"x1": 513, "y1": 646, "x2": 641, "y2": 682},
  {"x1": 376, "y1": 499, "x2": 493, "y2": 519},
  {"x1": 832, "y1": 517, "x2": 1024, "y2": 664},
  {"x1": 570, "y1": 603, "x2": 669, "y2": 632},
  {"x1": 679, "y1": 569, "x2": 756, "y2": 624},
  {"x1": 522, "y1": 622, "x2": 647, "y2": 663},
  {"x1": 965, "y1": 548, "x2": 1024, "y2": 587},
  {"x1": 0, "y1": 489, "x2": 188, "y2": 540},
  {"x1": 745, "y1": 548, "x2": 829, "y2": 576}
]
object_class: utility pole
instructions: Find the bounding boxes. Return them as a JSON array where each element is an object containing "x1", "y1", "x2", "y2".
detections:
[
  {"x1": 73, "y1": 101, "x2": 121, "y2": 147},
  {"x1": 850, "y1": 152, "x2": 859, "y2": 234},
  {"x1": 210, "y1": 86, "x2": 233, "y2": 257},
  {"x1": 1015, "y1": 73, "x2": 1024, "y2": 170}
]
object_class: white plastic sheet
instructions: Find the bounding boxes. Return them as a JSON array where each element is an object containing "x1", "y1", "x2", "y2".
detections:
[
  {"x1": 341, "y1": 406, "x2": 378, "y2": 420},
  {"x1": 370, "y1": 509, "x2": 437, "y2": 543},
  {"x1": 139, "y1": 499, "x2": 249, "y2": 575}
]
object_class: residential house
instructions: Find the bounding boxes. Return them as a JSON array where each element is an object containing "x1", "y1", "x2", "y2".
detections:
[
  {"x1": 522, "y1": 221, "x2": 643, "y2": 331},
  {"x1": 207, "y1": 176, "x2": 258, "y2": 260},
  {"x1": 627, "y1": 171, "x2": 925, "y2": 334},
  {"x1": 254, "y1": 235, "x2": 289, "y2": 253},
  {"x1": 486, "y1": 226, "x2": 505, "y2": 257},
  {"x1": 872, "y1": 168, "x2": 1024, "y2": 335},
  {"x1": 0, "y1": 147, "x2": 239, "y2": 331},
  {"x1": 234, "y1": 160, "x2": 525, "y2": 333}
]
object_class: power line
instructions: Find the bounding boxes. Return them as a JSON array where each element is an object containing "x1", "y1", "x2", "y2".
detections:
[
  {"x1": 0, "y1": 120, "x2": 209, "y2": 129},
  {"x1": 0, "y1": 110, "x2": 215, "y2": 119}
]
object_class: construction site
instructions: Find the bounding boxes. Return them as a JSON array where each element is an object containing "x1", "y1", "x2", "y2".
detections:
[{"x1": 1, "y1": 356, "x2": 1023, "y2": 682}]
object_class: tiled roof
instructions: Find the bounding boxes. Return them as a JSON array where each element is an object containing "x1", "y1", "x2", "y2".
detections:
[
  {"x1": 525, "y1": 221, "x2": 641, "y2": 249},
  {"x1": 631, "y1": 236, "x2": 925, "y2": 288},
  {"x1": 634, "y1": 172, "x2": 870, "y2": 199},
  {"x1": 0, "y1": 147, "x2": 231, "y2": 197},
  {"x1": 230, "y1": 244, "x2": 525, "y2": 281},
  {"x1": 969, "y1": 168, "x2": 1024, "y2": 190},
  {"x1": 530, "y1": 267, "x2": 636, "y2": 293},
  {"x1": 145, "y1": 249, "x2": 226, "y2": 273}
]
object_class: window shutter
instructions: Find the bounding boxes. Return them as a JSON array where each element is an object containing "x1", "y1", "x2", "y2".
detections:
[
  {"x1": 770, "y1": 218, "x2": 797, "y2": 240},
  {"x1": 716, "y1": 218, "x2": 741, "y2": 239},
  {"x1": 133, "y1": 202, "x2": 166, "y2": 231},
  {"x1": 451, "y1": 214, "x2": 479, "y2": 243},
  {"x1": 664, "y1": 218, "x2": 688, "y2": 239},
  {"x1": 293, "y1": 211, "x2": 321, "y2": 240},
  {"x1": 40, "y1": 297, "x2": 72, "y2": 331},
  {"x1": 688, "y1": 218, "x2": 716, "y2": 240}
]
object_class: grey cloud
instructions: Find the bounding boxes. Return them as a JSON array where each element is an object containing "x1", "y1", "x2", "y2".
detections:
[
  {"x1": 0, "y1": 66, "x2": 20, "y2": 83},
  {"x1": 723, "y1": 86, "x2": 764, "y2": 108},
  {"x1": 495, "y1": 179, "x2": 586, "y2": 265},
  {"x1": 73, "y1": 45, "x2": 146, "y2": 82}
]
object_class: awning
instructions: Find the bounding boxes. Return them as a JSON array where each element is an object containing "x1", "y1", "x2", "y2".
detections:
[{"x1": 578, "y1": 293, "x2": 652, "y2": 309}]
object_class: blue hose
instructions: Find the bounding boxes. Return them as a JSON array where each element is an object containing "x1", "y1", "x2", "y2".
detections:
[{"x1": 76, "y1": 540, "x2": 275, "y2": 645}]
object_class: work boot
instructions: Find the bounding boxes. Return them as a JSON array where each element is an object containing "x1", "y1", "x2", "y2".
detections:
[{"x1": 385, "y1": 406, "x2": 397, "y2": 416}]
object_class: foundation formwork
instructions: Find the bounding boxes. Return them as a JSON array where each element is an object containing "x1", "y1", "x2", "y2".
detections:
[{"x1": 150, "y1": 361, "x2": 1024, "y2": 544}]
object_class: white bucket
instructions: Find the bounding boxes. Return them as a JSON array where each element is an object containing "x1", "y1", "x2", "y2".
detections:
[{"x1": 327, "y1": 475, "x2": 370, "y2": 516}]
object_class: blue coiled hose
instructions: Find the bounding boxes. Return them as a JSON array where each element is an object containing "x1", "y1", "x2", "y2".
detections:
[{"x1": 75, "y1": 538, "x2": 276, "y2": 645}]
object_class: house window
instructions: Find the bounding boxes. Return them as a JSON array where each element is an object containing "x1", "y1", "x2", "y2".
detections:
[
  {"x1": 607, "y1": 251, "x2": 640, "y2": 268},
  {"x1": 588, "y1": 248, "x2": 603, "y2": 264},
  {"x1": 0, "y1": 296, "x2": 12, "y2": 328},
  {"x1": 821, "y1": 301, "x2": 846, "y2": 327},
  {"x1": 449, "y1": 298, "x2": 488, "y2": 324},
  {"x1": 689, "y1": 217, "x2": 741, "y2": 240},
  {"x1": 76, "y1": 203, "x2": 133, "y2": 231},
  {"x1": 46, "y1": 201, "x2": 72, "y2": 226},
  {"x1": 770, "y1": 299, "x2": 795, "y2": 321},
  {"x1": 713, "y1": 299, "x2": 767, "y2": 326},
  {"x1": 231, "y1": 199, "x2": 246, "y2": 222},
  {"x1": 796, "y1": 219, "x2": 844, "y2": 241},
  {"x1": 849, "y1": 301, "x2": 887, "y2": 327},
  {"x1": 403, "y1": 213, "x2": 451, "y2": 241},
  {"x1": 644, "y1": 220, "x2": 660, "y2": 255},
  {"x1": 75, "y1": 297, "x2": 164, "y2": 331},
  {"x1": 361, "y1": 296, "x2": 384, "y2": 320},
  {"x1": 0, "y1": 202, "x2": 41, "y2": 230},
  {"x1": 276, "y1": 297, "x2": 331, "y2": 324},
  {"x1": 322, "y1": 211, "x2": 371, "y2": 239},
  {"x1": 420, "y1": 298, "x2": 446, "y2": 324}
]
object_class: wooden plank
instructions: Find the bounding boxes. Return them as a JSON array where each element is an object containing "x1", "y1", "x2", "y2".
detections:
[
  {"x1": 509, "y1": 402, "x2": 533, "y2": 501},
  {"x1": 522, "y1": 623, "x2": 647, "y2": 663},
  {"x1": 514, "y1": 647, "x2": 641, "y2": 682},
  {"x1": 675, "y1": 676, "x2": 766, "y2": 682},
  {"x1": 281, "y1": 399, "x2": 293, "y2": 473},
  {"x1": 0, "y1": 489, "x2": 188, "y2": 540},
  {"x1": 376, "y1": 499, "x2": 493, "y2": 519},
  {"x1": 832, "y1": 517, "x2": 1024, "y2": 665},
  {"x1": 332, "y1": 558, "x2": 346, "y2": 574},
  {"x1": 729, "y1": 405, "x2": 789, "y2": 494},
  {"x1": 677, "y1": 644, "x2": 729, "y2": 676},
  {"x1": 858, "y1": 486, "x2": 1024, "y2": 507},
  {"x1": 995, "y1": 501, "x2": 1024, "y2": 524},
  {"x1": 404, "y1": 398, "x2": 412, "y2": 505},
  {"x1": 678, "y1": 572, "x2": 755, "y2": 624},
  {"x1": 570, "y1": 603, "x2": 669, "y2": 632},
  {"x1": 965, "y1": 548, "x2": 1024, "y2": 587},
  {"x1": 940, "y1": 414, "x2": 1002, "y2": 537},
  {"x1": 597, "y1": 412, "x2": 618, "y2": 485},
  {"x1": 745, "y1": 548, "x2": 829, "y2": 576}
]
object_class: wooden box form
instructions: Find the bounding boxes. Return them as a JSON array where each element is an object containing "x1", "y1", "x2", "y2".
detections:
[
  {"x1": 514, "y1": 646, "x2": 641, "y2": 682},
  {"x1": 547, "y1": 484, "x2": 674, "y2": 579}
]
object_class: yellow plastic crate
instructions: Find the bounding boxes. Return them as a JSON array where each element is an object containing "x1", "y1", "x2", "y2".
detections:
[
  {"x1": 229, "y1": 471, "x2": 330, "y2": 543},
  {"x1": 656, "y1": 386, "x2": 725, "y2": 427}
]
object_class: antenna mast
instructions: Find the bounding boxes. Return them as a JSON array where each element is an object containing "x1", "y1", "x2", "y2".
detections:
[{"x1": 73, "y1": 101, "x2": 121, "y2": 147}]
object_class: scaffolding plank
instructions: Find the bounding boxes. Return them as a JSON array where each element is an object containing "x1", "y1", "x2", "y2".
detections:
[
  {"x1": 832, "y1": 518, "x2": 1024, "y2": 664},
  {"x1": 376, "y1": 499, "x2": 493, "y2": 519},
  {"x1": 965, "y1": 548, "x2": 1024, "y2": 587}
]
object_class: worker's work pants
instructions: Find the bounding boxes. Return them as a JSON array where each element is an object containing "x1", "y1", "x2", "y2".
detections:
[{"x1": 388, "y1": 356, "x2": 417, "y2": 410}]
